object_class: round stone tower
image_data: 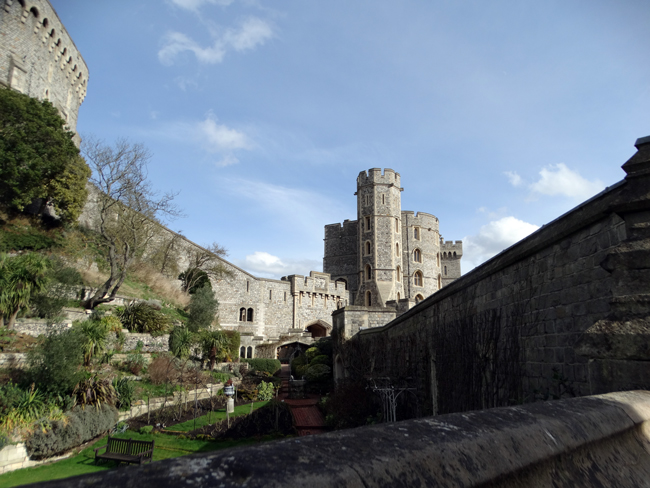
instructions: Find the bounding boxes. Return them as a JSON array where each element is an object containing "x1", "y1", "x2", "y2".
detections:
[{"x1": 355, "y1": 168, "x2": 404, "y2": 307}]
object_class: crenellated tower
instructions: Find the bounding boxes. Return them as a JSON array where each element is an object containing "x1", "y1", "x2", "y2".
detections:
[{"x1": 354, "y1": 168, "x2": 404, "y2": 307}]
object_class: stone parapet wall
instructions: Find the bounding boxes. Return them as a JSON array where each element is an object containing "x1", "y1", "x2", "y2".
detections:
[
  {"x1": 337, "y1": 136, "x2": 650, "y2": 417},
  {"x1": 37, "y1": 391, "x2": 650, "y2": 487}
]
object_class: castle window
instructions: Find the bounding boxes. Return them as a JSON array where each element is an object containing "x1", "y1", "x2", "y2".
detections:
[
  {"x1": 438, "y1": 274, "x2": 442, "y2": 289},
  {"x1": 382, "y1": 195, "x2": 385, "y2": 205},
  {"x1": 444, "y1": 266, "x2": 447, "y2": 276},
  {"x1": 396, "y1": 266, "x2": 401, "y2": 282},
  {"x1": 365, "y1": 241, "x2": 371, "y2": 255},
  {"x1": 414, "y1": 227, "x2": 420, "y2": 240},
  {"x1": 396, "y1": 243, "x2": 400, "y2": 256},
  {"x1": 414, "y1": 271, "x2": 423, "y2": 287},
  {"x1": 397, "y1": 292, "x2": 401, "y2": 300},
  {"x1": 239, "y1": 308, "x2": 246, "y2": 322},
  {"x1": 247, "y1": 308, "x2": 254, "y2": 321},
  {"x1": 240, "y1": 346, "x2": 246, "y2": 358},
  {"x1": 365, "y1": 291, "x2": 372, "y2": 307},
  {"x1": 437, "y1": 253, "x2": 440, "y2": 266},
  {"x1": 396, "y1": 219, "x2": 400, "y2": 232},
  {"x1": 246, "y1": 280, "x2": 249, "y2": 293},
  {"x1": 284, "y1": 291, "x2": 287, "y2": 302},
  {"x1": 364, "y1": 216, "x2": 370, "y2": 232},
  {"x1": 269, "y1": 290, "x2": 272, "y2": 301},
  {"x1": 365, "y1": 265, "x2": 372, "y2": 281},
  {"x1": 311, "y1": 293, "x2": 315, "y2": 306},
  {"x1": 247, "y1": 346, "x2": 253, "y2": 359},
  {"x1": 413, "y1": 249, "x2": 422, "y2": 263},
  {"x1": 415, "y1": 294, "x2": 424, "y2": 304},
  {"x1": 453, "y1": 251, "x2": 457, "y2": 257},
  {"x1": 30, "y1": 6, "x2": 39, "y2": 18}
]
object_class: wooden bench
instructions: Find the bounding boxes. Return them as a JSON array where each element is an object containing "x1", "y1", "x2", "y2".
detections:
[{"x1": 94, "y1": 436, "x2": 155, "y2": 466}]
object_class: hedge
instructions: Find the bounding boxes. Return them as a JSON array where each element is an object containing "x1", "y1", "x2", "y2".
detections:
[
  {"x1": 243, "y1": 358, "x2": 281, "y2": 375},
  {"x1": 26, "y1": 404, "x2": 119, "y2": 459}
]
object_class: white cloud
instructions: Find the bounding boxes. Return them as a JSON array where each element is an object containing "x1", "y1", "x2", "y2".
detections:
[
  {"x1": 168, "y1": 0, "x2": 234, "y2": 13},
  {"x1": 462, "y1": 216, "x2": 539, "y2": 272},
  {"x1": 233, "y1": 251, "x2": 322, "y2": 279},
  {"x1": 504, "y1": 171, "x2": 522, "y2": 187},
  {"x1": 198, "y1": 116, "x2": 250, "y2": 152},
  {"x1": 158, "y1": 17, "x2": 274, "y2": 66},
  {"x1": 529, "y1": 163, "x2": 604, "y2": 200}
]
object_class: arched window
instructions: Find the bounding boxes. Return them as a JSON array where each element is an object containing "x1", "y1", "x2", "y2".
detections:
[
  {"x1": 397, "y1": 292, "x2": 401, "y2": 300},
  {"x1": 365, "y1": 291, "x2": 372, "y2": 307},
  {"x1": 30, "y1": 6, "x2": 39, "y2": 17},
  {"x1": 414, "y1": 227, "x2": 420, "y2": 240},
  {"x1": 396, "y1": 266, "x2": 401, "y2": 282},
  {"x1": 414, "y1": 271, "x2": 423, "y2": 287},
  {"x1": 364, "y1": 216, "x2": 370, "y2": 232},
  {"x1": 365, "y1": 241, "x2": 371, "y2": 255},
  {"x1": 453, "y1": 251, "x2": 457, "y2": 257},
  {"x1": 444, "y1": 266, "x2": 448, "y2": 276},
  {"x1": 396, "y1": 219, "x2": 400, "y2": 232},
  {"x1": 247, "y1": 346, "x2": 253, "y2": 359},
  {"x1": 413, "y1": 249, "x2": 422, "y2": 263},
  {"x1": 365, "y1": 265, "x2": 372, "y2": 281},
  {"x1": 415, "y1": 294, "x2": 424, "y2": 304},
  {"x1": 247, "y1": 308, "x2": 254, "y2": 321},
  {"x1": 240, "y1": 346, "x2": 246, "y2": 358},
  {"x1": 239, "y1": 308, "x2": 246, "y2": 321},
  {"x1": 395, "y1": 243, "x2": 399, "y2": 256}
]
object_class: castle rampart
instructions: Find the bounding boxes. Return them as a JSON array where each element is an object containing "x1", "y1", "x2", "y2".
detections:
[
  {"x1": 336, "y1": 136, "x2": 650, "y2": 418},
  {"x1": 0, "y1": 0, "x2": 88, "y2": 134}
]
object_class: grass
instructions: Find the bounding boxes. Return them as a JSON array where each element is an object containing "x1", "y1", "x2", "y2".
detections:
[
  {"x1": 170, "y1": 401, "x2": 268, "y2": 432},
  {"x1": 0, "y1": 403, "x2": 271, "y2": 488}
]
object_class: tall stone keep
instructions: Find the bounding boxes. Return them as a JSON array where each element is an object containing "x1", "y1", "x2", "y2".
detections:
[{"x1": 324, "y1": 168, "x2": 462, "y2": 308}]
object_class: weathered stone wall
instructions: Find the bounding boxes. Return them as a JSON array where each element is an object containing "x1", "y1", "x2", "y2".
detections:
[
  {"x1": 37, "y1": 391, "x2": 650, "y2": 488},
  {"x1": 402, "y1": 211, "x2": 441, "y2": 299},
  {"x1": 323, "y1": 219, "x2": 359, "y2": 300},
  {"x1": 0, "y1": 0, "x2": 87, "y2": 133},
  {"x1": 337, "y1": 136, "x2": 650, "y2": 416},
  {"x1": 332, "y1": 305, "x2": 397, "y2": 340}
]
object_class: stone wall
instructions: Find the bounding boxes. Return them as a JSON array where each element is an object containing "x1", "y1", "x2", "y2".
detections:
[
  {"x1": 0, "y1": 0, "x2": 88, "y2": 133},
  {"x1": 0, "y1": 443, "x2": 70, "y2": 475},
  {"x1": 36, "y1": 391, "x2": 650, "y2": 488},
  {"x1": 336, "y1": 136, "x2": 650, "y2": 417}
]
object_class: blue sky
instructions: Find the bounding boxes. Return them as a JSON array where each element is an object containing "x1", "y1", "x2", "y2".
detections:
[{"x1": 51, "y1": 0, "x2": 650, "y2": 278}]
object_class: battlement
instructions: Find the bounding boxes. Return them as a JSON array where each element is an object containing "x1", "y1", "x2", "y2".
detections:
[
  {"x1": 357, "y1": 168, "x2": 401, "y2": 188},
  {"x1": 441, "y1": 240, "x2": 463, "y2": 257},
  {"x1": 324, "y1": 219, "x2": 358, "y2": 239},
  {"x1": 402, "y1": 210, "x2": 439, "y2": 229}
]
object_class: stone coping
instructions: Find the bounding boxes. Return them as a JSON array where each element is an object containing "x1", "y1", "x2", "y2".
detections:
[{"x1": 30, "y1": 390, "x2": 650, "y2": 487}]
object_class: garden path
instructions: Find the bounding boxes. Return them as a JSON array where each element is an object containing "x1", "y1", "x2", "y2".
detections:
[{"x1": 277, "y1": 365, "x2": 327, "y2": 436}]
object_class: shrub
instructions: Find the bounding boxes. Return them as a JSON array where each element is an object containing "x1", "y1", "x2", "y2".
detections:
[
  {"x1": 322, "y1": 379, "x2": 379, "y2": 430},
  {"x1": 31, "y1": 260, "x2": 83, "y2": 319},
  {"x1": 77, "y1": 319, "x2": 110, "y2": 366},
  {"x1": 305, "y1": 364, "x2": 331, "y2": 383},
  {"x1": 112, "y1": 377, "x2": 135, "y2": 411},
  {"x1": 290, "y1": 354, "x2": 307, "y2": 377},
  {"x1": 0, "y1": 382, "x2": 22, "y2": 417},
  {"x1": 310, "y1": 355, "x2": 331, "y2": 367},
  {"x1": 139, "y1": 425, "x2": 153, "y2": 434},
  {"x1": 305, "y1": 347, "x2": 320, "y2": 362},
  {"x1": 244, "y1": 358, "x2": 281, "y2": 376},
  {"x1": 118, "y1": 301, "x2": 172, "y2": 335},
  {"x1": 198, "y1": 329, "x2": 229, "y2": 368},
  {"x1": 169, "y1": 326, "x2": 193, "y2": 359},
  {"x1": 224, "y1": 330, "x2": 240, "y2": 361},
  {"x1": 101, "y1": 315, "x2": 123, "y2": 333},
  {"x1": 13, "y1": 384, "x2": 45, "y2": 422},
  {"x1": 187, "y1": 286, "x2": 218, "y2": 332},
  {"x1": 27, "y1": 404, "x2": 119, "y2": 459},
  {"x1": 125, "y1": 350, "x2": 146, "y2": 375},
  {"x1": 72, "y1": 375, "x2": 117, "y2": 409},
  {"x1": 27, "y1": 329, "x2": 85, "y2": 398},
  {"x1": 148, "y1": 354, "x2": 178, "y2": 385},
  {"x1": 257, "y1": 381, "x2": 275, "y2": 401}
]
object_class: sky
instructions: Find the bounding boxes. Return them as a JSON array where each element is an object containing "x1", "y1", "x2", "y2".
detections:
[{"x1": 50, "y1": 0, "x2": 650, "y2": 278}]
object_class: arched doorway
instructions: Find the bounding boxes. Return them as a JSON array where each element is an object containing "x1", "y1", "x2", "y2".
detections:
[{"x1": 305, "y1": 320, "x2": 332, "y2": 338}]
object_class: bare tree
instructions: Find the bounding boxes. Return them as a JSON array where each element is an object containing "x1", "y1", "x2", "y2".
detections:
[
  {"x1": 82, "y1": 137, "x2": 182, "y2": 308},
  {"x1": 179, "y1": 242, "x2": 232, "y2": 293}
]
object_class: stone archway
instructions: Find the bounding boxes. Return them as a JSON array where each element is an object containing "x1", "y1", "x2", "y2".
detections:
[
  {"x1": 305, "y1": 319, "x2": 332, "y2": 338},
  {"x1": 333, "y1": 354, "x2": 345, "y2": 382}
]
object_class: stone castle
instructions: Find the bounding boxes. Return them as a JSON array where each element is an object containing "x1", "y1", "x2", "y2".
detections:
[
  {"x1": 1, "y1": 0, "x2": 464, "y2": 359},
  {"x1": 0, "y1": 0, "x2": 87, "y2": 138}
]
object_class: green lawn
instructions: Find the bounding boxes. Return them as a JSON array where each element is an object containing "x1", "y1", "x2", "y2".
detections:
[{"x1": 0, "y1": 402, "x2": 271, "y2": 488}]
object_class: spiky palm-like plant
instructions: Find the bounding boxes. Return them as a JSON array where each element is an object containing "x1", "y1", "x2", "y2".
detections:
[{"x1": 0, "y1": 253, "x2": 51, "y2": 328}]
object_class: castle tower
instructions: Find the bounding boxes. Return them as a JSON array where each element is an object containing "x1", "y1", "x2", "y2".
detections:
[
  {"x1": 440, "y1": 239, "x2": 463, "y2": 287},
  {"x1": 354, "y1": 168, "x2": 404, "y2": 307},
  {"x1": 401, "y1": 211, "x2": 441, "y2": 302}
]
